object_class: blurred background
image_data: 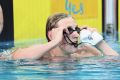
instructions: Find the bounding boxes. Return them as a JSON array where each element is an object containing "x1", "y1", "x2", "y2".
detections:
[{"x1": 0, "y1": 0, "x2": 119, "y2": 48}]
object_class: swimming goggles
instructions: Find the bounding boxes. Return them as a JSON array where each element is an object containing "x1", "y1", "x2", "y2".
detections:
[
  {"x1": 63, "y1": 26, "x2": 87, "y2": 47},
  {"x1": 67, "y1": 26, "x2": 81, "y2": 34}
]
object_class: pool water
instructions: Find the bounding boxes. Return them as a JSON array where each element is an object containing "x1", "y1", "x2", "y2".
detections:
[{"x1": 0, "y1": 41, "x2": 120, "y2": 80}]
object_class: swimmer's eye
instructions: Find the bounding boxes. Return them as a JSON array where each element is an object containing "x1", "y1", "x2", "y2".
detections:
[
  {"x1": 67, "y1": 26, "x2": 81, "y2": 34},
  {"x1": 75, "y1": 27, "x2": 81, "y2": 34}
]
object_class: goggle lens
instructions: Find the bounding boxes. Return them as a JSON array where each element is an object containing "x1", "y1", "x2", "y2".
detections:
[{"x1": 67, "y1": 26, "x2": 81, "y2": 34}]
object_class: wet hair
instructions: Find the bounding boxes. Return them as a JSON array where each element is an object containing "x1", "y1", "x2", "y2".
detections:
[{"x1": 46, "y1": 13, "x2": 69, "y2": 42}]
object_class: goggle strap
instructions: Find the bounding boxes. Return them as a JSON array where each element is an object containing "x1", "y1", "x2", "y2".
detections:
[{"x1": 63, "y1": 32, "x2": 79, "y2": 47}]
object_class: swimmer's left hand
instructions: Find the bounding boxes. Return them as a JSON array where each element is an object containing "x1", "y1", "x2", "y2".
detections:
[{"x1": 80, "y1": 25, "x2": 97, "y2": 32}]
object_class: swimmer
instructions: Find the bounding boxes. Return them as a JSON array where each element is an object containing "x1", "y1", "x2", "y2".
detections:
[{"x1": 1, "y1": 13, "x2": 119, "y2": 61}]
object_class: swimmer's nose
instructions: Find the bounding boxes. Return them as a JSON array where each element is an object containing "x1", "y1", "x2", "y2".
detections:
[{"x1": 72, "y1": 31, "x2": 80, "y2": 38}]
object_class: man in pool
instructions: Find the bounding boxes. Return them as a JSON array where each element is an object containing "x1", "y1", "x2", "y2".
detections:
[{"x1": 1, "y1": 13, "x2": 119, "y2": 60}]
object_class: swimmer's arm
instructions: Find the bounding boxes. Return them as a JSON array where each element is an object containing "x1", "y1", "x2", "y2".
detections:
[
  {"x1": 71, "y1": 45, "x2": 101, "y2": 58},
  {"x1": 12, "y1": 39, "x2": 60, "y2": 60},
  {"x1": 96, "y1": 40, "x2": 119, "y2": 56},
  {"x1": 83, "y1": 44, "x2": 102, "y2": 56},
  {"x1": 12, "y1": 26, "x2": 65, "y2": 60},
  {"x1": 72, "y1": 44, "x2": 101, "y2": 58}
]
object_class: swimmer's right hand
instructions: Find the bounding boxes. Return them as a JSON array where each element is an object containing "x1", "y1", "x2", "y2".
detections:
[{"x1": 51, "y1": 27, "x2": 65, "y2": 43}]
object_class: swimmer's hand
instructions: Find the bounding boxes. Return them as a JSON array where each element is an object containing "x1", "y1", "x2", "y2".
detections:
[
  {"x1": 80, "y1": 25, "x2": 97, "y2": 32},
  {"x1": 51, "y1": 27, "x2": 65, "y2": 44}
]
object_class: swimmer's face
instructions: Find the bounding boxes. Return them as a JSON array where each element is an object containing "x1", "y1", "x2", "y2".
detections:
[{"x1": 56, "y1": 17, "x2": 80, "y2": 53}]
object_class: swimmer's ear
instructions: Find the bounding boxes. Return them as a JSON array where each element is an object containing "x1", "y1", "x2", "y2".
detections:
[{"x1": 48, "y1": 31, "x2": 52, "y2": 41}]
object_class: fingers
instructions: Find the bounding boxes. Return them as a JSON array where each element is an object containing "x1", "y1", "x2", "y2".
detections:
[
  {"x1": 51, "y1": 27, "x2": 64, "y2": 41},
  {"x1": 79, "y1": 25, "x2": 98, "y2": 32},
  {"x1": 87, "y1": 28, "x2": 97, "y2": 32}
]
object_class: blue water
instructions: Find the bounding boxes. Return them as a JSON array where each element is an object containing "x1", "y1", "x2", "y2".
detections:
[{"x1": 0, "y1": 41, "x2": 120, "y2": 80}]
